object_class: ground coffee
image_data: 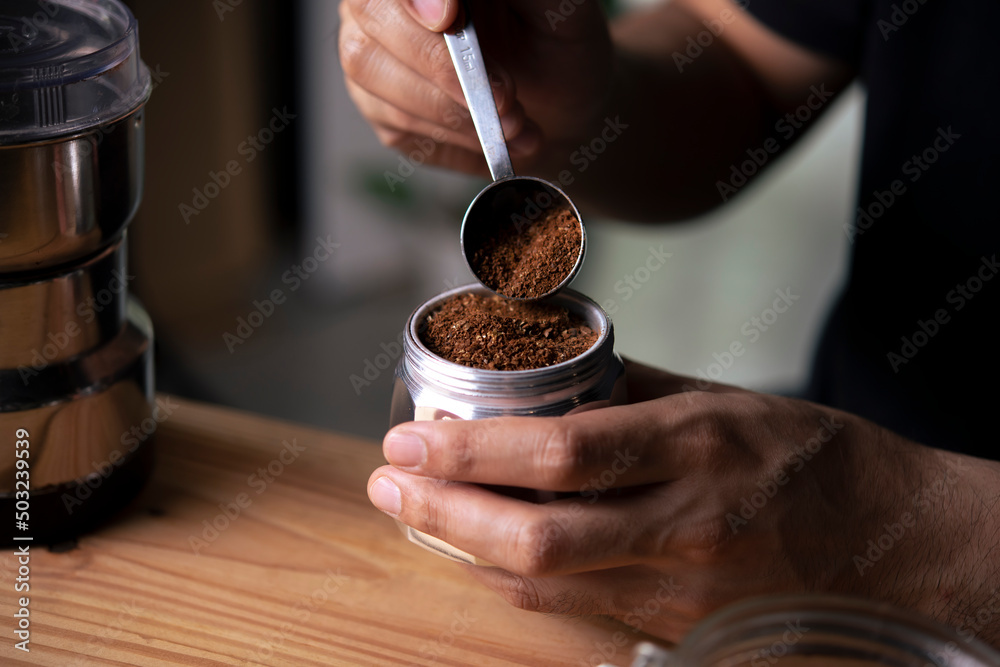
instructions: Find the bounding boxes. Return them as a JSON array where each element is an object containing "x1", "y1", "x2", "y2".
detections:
[
  {"x1": 468, "y1": 205, "x2": 582, "y2": 300},
  {"x1": 420, "y1": 292, "x2": 597, "y2": 370}
]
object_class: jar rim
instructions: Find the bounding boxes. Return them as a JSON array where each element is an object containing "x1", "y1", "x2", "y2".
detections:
[{"x1": 675, "y1": 593, "x2": 1000, "y2": 665}]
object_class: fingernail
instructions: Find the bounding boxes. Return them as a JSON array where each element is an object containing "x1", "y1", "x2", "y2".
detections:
[
  {"x1": 412, "y1": 0, "x2": 446, "y2": 29},
  {"x1": 385, "y1": 430, "x2": 427, "y2": 468},
  {"x1": 509, "y1": 124, "x2": 541, "y2": 156},
  {"x1": 369, "y1": 477, "x2": 402, "y2": 516}
]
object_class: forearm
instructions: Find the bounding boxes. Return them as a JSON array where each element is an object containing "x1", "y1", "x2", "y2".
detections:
[
  {"x1": 532, "y1": 0, "x2": 852, "y2": 221},
  {"x1": 912, "y1": 448, "x2": 1000, "y2": 648},
  {"x1": 846, "y1": 431, "x2": 1000, "y2": 648},
  {"x1": 526, "y1": 1, "x2": 767, "y2": 220}
]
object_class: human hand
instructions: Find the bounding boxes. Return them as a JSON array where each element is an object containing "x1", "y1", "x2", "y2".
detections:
[
  {"x1": 368, "y1": 359, "x2": 998, "y2": 642},
  {"x1": 338, "y1": 0, "x2": 613, "y2": 178}
]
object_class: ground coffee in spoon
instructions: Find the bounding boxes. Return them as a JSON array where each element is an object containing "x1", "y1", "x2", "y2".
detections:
[{"x1": 468, "y1": 205, "x2": 582, "y2": 300}]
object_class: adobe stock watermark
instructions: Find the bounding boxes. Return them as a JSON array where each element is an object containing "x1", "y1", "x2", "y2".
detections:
[
  {"x1": 188, "y1": 438, "x2": 306, "y2": 555},
  {"x1": 578, "y1": 577, "x2": 683, "y2": 667},
  {"x1": 886, "y1": 254, "x2": 996, "y2": 373},
  {"x1": 349, "y1": 331, "x2": 405, "y2": 396},
  {"x1": 17, "y1": 269, "x2": 134, "y2": 386},
  {"x1": 672, "y1": 0, "x2": 750, "y2": 72},
  {"x1": 560, "y1": 116, "x2": 629, "y2": 184},
  {"x1": 349, "y1": 276, "x2": 469, "y2": 395},
  {"x1": 953, "y1": 589, "x2": 1000, "y2": 649},
  {"x1": 910, "y1": 589, "x2": 1000, "y2": 666},
  {"x1": 179, "y1": 106, "x2": 297, "y2": 224},
  {"x1": 223, "y1": 235, "x2": 340, "y2": 353},
  {"x1": 3, "y1": 1, "x2": 59, "y2": 52},
  {"x1": 544, "y1": 0, "x2": 595, "y2": 31},
  {"x1": 383, "y1": 80, "x2": 491, "y2": 191},
  {"x1": 599, "y1": 245, "x2": 673, "y2": 316},
  {"x1": 877, "y1": 0, "x2": 927, "y2": 41},
  {"x1": 6, "y1": 2, "x2": 176, "y2": 55},
  {"x1": 717, "y1": 84, "x2": 834, "y2": 202},
  {"x1": 853, "y1": 454, "x2": 968, "y2": 576},
  {"x1": 750, "y1": 620, "x2": 810, "y2": 667},
  {"x1": 61, "y1": 396, "x2": 180, "y2": 515},
  {"x1": 726, "y1": 415, "x2": 843, "y2": 534},
  {"x1": 845, "y1": 126, "x2": 961, "y2": 243},
  {"x1": 508, "y1": 186, "x2": 569, "y2": 232},
  {"x1": 213, "y1": 0, "x2": 244, "y2": 22},
  {"x1": 532, "y1": 448, "x2": 639, "y2": 566},
  {"x1": 580, "y1": 450, "x2": 640, "y2": 503},
  {"x1": 681, "y1": 287, "x2": 800, "y2": 392},
  {"x1": 246, "y1": 568, "x2": 349, "y2": 663},
  {"x1": 383, "y1": 128, "x2": 449, "y2": 192}
]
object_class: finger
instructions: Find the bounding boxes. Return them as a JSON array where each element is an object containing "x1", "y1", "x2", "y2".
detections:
[
  {"x1": 340, "y1": 7, "x2": 527, "y2": 142},
  {"x1": 344, "y1": 0, "x2": 516, "y2": 116},
  {"x1": 369, "y1": 124, "x2": 493, "y2": 178},
  {"x1": 343, "y1": 0, "x2": 456, "y2": 34},
  {"x1": 461, "y1": 565, "x2": 632, "y2": 617},
  {"x1": 369, "y1": 448, "x2": 770, "y2": 577},
  {"x1": 340, "y1": 17, "x2": 465, "y2": 129},
  {"x1": 367, "y1": 466, "x2": 664, "y2": 575},
  {"x1": 461, "y1": 565, "x2": 697, "y2": 641},
  {"x1": 403, "y1": 0, "x2": 460, "y2": 32},
  {"x1": 382, "y1": 394, "x2": 730, "y2": 490},
  {"x1": 344, "y1": 78, "x2": 530, "y2": 155},
  {"x1": 345, "y1": 80, "x2": 482, "y2": 154}
]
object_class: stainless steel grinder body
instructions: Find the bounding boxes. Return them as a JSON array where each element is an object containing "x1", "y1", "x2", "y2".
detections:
[
  {"x1": 1, "y1": 0, "x2": 155, "y2": 544},
  {"x1": 389, "y1": 284, "x2": 626, "y2": 564}
]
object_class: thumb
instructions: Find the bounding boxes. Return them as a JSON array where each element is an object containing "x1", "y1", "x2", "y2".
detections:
[{"x1": 405, "y1": 0, "x2": 459, "y2": 31}]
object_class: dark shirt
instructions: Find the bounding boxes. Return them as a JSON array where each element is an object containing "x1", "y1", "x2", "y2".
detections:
[{"x1": 747, "y1": 0, "x2": 999, "y2": 458}]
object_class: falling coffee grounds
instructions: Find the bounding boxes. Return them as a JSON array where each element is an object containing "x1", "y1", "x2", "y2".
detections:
[
  {"x1": 420, "y1": 292, "x2": 598, "y2": 370},
  {"x1": 469, "y1": 205, "x2": 582, "y2": 299}
]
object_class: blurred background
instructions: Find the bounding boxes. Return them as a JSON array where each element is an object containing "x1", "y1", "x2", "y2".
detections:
[{"x1": 126, "y1": 0, "x2": 862, "y2": 441}]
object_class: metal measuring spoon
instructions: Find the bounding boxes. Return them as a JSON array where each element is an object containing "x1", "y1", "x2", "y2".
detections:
[{"x1": 444, "y1": 3, "x2": 585, "y2": 301}]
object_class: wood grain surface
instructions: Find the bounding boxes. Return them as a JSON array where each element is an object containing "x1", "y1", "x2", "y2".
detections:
[{"x1": 0, "y1": 397, "x2": 644, "y2": 666}]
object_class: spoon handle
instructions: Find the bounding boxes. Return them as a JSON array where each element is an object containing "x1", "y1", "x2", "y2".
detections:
[{"x1": 443, "y1": 4, "x2": 515, "y2": 182}]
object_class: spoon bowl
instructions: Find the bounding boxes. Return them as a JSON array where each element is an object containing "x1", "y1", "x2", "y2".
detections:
[{"x1": 460, "y1": 176, "x2": 585, "y2": 300}]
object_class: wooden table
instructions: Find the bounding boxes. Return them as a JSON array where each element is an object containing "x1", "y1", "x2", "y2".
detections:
[{"x1": 0, "y1": 398, "x2": 644, "y2": 666}]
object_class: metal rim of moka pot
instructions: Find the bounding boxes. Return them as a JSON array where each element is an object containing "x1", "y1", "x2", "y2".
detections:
[{"x1": 400, "y1": 283, "x2": 616, "y2": 413}]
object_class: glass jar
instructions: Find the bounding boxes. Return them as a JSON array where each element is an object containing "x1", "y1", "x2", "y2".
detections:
[
  {"x1": 389, "y1": 283, "x2": 626, "y2": 563},
  {"x1": 609, "y1": 594, "x2": 1000, "y2": 667}
]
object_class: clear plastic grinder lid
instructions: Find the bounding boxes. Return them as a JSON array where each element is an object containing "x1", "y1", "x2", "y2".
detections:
[{"x1": 0, "y1": 0, "x2": 150, "y2": 145}]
